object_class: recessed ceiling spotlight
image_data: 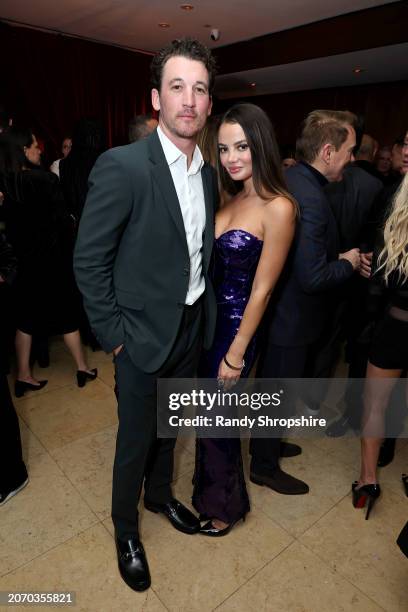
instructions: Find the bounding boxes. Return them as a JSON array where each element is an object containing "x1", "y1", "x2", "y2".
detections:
[
  {"x1": 250, "y1": 82, "x2": 256, "y2": 87},
  {"x1": 158, "y1": 22, "x2": 171, "y2": 28},
  {"x1": 353, "y1": 67, "x2": 365, "y2": 74},
  {"x1": 180, "y1": 3, "x2": 194, "y2": 10}
]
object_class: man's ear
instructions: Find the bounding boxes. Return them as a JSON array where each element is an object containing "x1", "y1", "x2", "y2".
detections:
[
  {"x1": 207, "y1": 96, "x2": 213, "y2": 117},
  {"x1": 321, "y1": 143, "x2": 332, "y2": 165},
  {"x1": 151, "y1": 89, "x2": 160, "y2": 112}
]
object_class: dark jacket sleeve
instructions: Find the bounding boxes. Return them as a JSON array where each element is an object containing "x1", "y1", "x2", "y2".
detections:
[
  {"x1": 0, "y1": 232, "x2": 17, "y2": 284},
  {"x1": 366, "y1": 230, "x2": 388, "y2": 320},
  {"x1": 295, "y1": 197, "x2": 353, "y2": 294},
  {"x1": 73, "y1": 150, "x2": 133, "y2": 352}
]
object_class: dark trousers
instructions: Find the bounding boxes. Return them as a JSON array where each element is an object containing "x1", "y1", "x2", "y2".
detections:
[
  {"x1": 112, "y1": 301, "x2": 203, "y2": 540},
  {"x1": 0, "y1": 374, "x2": 27, "y2": 491},
  {"x1": 302, "y1": 299, "x2": 348, "y2": 410},
  {"x1": 250, "y1": 344, "x2": 309, "y2": 474}
]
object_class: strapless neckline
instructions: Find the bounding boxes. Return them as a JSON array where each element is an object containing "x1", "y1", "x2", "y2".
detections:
[{"x1": 215, "y1": 228, "x2": 263, "y2": 243}]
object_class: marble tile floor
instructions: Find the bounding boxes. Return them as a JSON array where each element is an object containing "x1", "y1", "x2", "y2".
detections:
[{"x1": 1, "y1": 338, "x2": 407, "y2": 611}]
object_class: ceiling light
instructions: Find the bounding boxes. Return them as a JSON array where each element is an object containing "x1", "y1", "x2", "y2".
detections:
[
  {"x1": 250, "y1": 82, "x2": 256, "y2": 87},
  {"x1": 180, "y1": 4, "x2": 194, "y2": 10},
  {"x1": 353, "y1": 67, "x2": 365, "y2": 74},
  {"x1": 158, "y1": 23, "x2": 170, "y2": 28}
]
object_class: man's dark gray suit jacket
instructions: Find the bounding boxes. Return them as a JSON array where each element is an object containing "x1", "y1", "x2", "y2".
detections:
[{"x1": 74, "y1": 130, "x2": 217, "y2": 373}]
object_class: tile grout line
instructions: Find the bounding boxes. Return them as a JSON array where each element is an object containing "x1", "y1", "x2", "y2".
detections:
[
  {"x1": 0, "y1": 519, "x2": 102, "y2": 580},
  {"x1": 6, "y1": 420, "x2": 105, "y2": 580},
  {"x1": 252, "y1": 485, "x2": 351, "y2": 542},
  {"x1": 13, "y1": 383, "x2": 73, "y2": 408},
  {"x1": 99, "y1": 521, "x2": 171, "y2": 611},
  {"x1": 47, "y1": 445, "x2": 110, "y2": 523},
  {"x1": 46, "y1": 420, "x2": 118, "y2": 457},
  {"x1": 17, "y1": 394, "x2": 106, "y2": 534},
  {"x1": 211, "y1": 538, "x2": 296, "y2": 611},
  {"x1": 298, "y1": 538, "x2": 387, "y2": 612}
]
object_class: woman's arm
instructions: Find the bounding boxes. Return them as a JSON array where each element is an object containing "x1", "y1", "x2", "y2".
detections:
[{"x1": 218, "y1": 196, "x2": 296, "y2": 383}]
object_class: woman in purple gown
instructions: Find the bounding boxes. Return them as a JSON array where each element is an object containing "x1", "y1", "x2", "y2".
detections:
[{"x1": 193, "y1": 104, "x2": 297, "y2": 535}]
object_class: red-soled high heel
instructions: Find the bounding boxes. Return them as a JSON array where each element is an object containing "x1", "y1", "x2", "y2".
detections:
[{"x1": 352, "y1": 482, "x2": 381, "y2": 520}]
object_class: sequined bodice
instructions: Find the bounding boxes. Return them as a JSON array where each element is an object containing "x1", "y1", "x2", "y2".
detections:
[
  {"x1": 199, "y1": 229, "x2": 263, "y2": 378},
  {"x1": 212, "y1": 229, "x2": 263, "y2": 306}
]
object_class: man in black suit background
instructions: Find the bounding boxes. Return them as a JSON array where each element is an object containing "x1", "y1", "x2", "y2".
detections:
[
  {"x1": 302, "y1": 155, "x2": 384, "y2": 417},
  {"x1": 74, "y1": 38, "x2": 217, "y2": 592},
  {"x1": 250, "y1": 110, "x2": 360, "y2": 495}
]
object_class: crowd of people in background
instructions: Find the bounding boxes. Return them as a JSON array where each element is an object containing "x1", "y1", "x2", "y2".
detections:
[{"x1": 0, "y1": 36, "x2": 407, "y2": 591}]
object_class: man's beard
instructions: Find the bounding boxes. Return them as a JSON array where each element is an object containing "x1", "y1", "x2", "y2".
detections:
[{"x1": 171, "y1": 116, "x2": 205, "y2": 140}]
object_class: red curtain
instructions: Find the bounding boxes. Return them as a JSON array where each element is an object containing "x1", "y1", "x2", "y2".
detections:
[{"x1": 0, "y1": 22, "x2": 152, "y2": 158}]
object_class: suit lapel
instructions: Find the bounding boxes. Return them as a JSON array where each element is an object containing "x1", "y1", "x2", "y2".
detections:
[
  {"x1": 148, "y1": 131, "x2": 188, "y2": 247},
  {"x1": 201, "y1": 163, "x2": 215, "y2": 272}
]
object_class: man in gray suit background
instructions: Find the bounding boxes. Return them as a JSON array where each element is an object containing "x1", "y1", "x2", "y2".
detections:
[{"x1": 74, "y1": 38, "x2": 217, "y2": 592}]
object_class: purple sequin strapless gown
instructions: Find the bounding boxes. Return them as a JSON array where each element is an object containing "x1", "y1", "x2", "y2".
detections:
[{"x1": 192, "y1": 229, "x2": 263, "y2": 523}]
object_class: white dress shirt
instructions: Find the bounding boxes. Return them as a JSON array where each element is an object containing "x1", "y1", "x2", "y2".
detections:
[{"x1": 157, "y1": 126, "x2": 206, "y2": 305}]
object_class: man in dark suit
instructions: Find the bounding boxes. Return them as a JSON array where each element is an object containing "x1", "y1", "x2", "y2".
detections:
[
  {"x1": 354, "y1": 133, "x2": 384, "y2": 182},
  {"x1": 302, "y1": 163, "x2": 384, "y2": 416},
  {"x1": 128, "y1": 113, "x2": 158, "y2": 143},
  {"x1": 74, "y1": 39, "x2": 217, "y2": 592},
  {"x1": 250, "y1": 110, "x2": 360, "y2": 495},
  {"x1": 322, "y1": 164, "x2": 383, "y2": 436}
]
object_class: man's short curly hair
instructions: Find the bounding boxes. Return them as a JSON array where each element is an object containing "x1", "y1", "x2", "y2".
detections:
[{"x1": 151, "y1": 37, "x2": 217, "y2": 94}]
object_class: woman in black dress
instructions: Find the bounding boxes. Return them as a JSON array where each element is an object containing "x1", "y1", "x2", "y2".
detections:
[
  {"x1": 59, "y1": 118, "x2": 105, "y2": 349},
  {"x1": 353, "y1": 169, "x2": 408, "y2": 520},
  {"x1": 0, "y1": 127, "x2": 97, "y2": 396}
]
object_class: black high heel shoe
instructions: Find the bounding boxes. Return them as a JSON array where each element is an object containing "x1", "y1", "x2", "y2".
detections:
[
  {"x1": 199, "y1": 516, "x2": 245, "y2": 537},
  {"x1": 15, "y1": 379, "x2": 48, "y2": 398},
  {"x1": 352, "y1": 482, "x2": 381, "y2": 520},
  {"x1": 76, "y1": 368, "x2": 98, "y2": 388}
]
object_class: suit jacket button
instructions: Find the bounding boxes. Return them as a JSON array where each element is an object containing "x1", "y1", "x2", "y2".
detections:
[{"x1": 183, "y1": 268, "x2": 189, "y2": 276}]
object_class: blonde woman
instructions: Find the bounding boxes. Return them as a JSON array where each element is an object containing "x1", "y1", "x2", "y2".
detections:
[{"x1": 353, "y1": 172, "x2": 408, "y2": 519}]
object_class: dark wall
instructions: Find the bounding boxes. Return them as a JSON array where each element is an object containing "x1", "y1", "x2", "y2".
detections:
[
  {"x1": 214, "y1": 80, "x2": 408, "y2": 149},
  {"x1": 0, "y1": 22, "x2": 152, "y2": 159},
  {"x1": 2, "y1": 19, "x2": 407, "y2": 161}
]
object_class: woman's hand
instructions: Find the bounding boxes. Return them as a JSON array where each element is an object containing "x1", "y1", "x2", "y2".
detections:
[{"x1": 217, "y1": 353, "x2": 244, "y2": 390}]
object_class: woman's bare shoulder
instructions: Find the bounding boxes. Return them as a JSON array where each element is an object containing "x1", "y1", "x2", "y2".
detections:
[{"x1": 264, "y1": 195, "x2": 297, "y2": 221}]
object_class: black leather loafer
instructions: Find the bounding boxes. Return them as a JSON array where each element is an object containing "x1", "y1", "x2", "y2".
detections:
[
  {"x1": 280, "y1": 442, "x2": 302, "y2": 457},
  {"x1": 0, "y1": 475, "x2": 29, "y2": 506},
  {"x1": 144, "y1": 498, "x2": 200, "y2": 534},
  {"x1": 250, "y1": 468, "x2": 309, "y2": 495},
  {"x1": 115, "y1": 536, "x2": 151, "y2": 592}
]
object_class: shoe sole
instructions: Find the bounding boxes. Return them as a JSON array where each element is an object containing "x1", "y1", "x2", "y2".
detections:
[
  {"x1": 250, "y1": 474, "x2": 309, "y2": 495},
  {"x1": 0, "y1": 478, "x2": 29, "y2": 507}
]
